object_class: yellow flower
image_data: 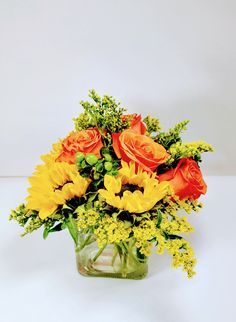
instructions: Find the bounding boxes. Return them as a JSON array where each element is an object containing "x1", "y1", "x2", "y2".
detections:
[
  {"x1": 40, "y1": 142, "x2": 62, "y2": 166},
  {"x1": 133, "y1": 219, "x2": 157, "y2": 256},
  {"x1": 99, "y1": 161, "x2": 172, "y2": 213},
  {"x1": 26, "y1": 162, "x2": 90, "y2": 219},
  {"x1": 166, "y1": 239, "x2": 196, "y2": 278},
  {"x1": 94, "y1": 215, "x2": 131, "y2": 247}
]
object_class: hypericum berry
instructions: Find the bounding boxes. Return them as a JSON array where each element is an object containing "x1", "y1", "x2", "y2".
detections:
[
  {"x1": 95, "y1": 162, "x2": 104, "y2": 172},
  {"x1": 110, "y1": 170, "x2": 118, "y2": 176},
  {"x1": 104, "y1": 162, "x2": 113, "y2": 171},
  {"x1": 76, "y1": 152, "x2": 84, "y2": 163},
  {"x1": 93, "y1": 173, "x2": 100, "y2": 180},
  {"x1": 103, "y1": 154, "x2": 112, "y2": 162},
  {"x1": 80, "y1": 160, "x2": 87, "y2": 168},
  {"x1": 85, "y1": 154, "x2": 98, "y2": 166}
]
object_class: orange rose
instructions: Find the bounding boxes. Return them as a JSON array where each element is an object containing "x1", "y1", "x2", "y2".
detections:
[
  {"x1": 122, "y1": 113, "x2": 146, "y2": 134},
  {"x1": 112, "y1": 129, "x2": 169, "y2": 172},
  {"x1": 56, "y1": 128, "x2": 103, "y2": 164},
  {"x1": 158, "y1": 158, "x2": 207, "y2": 200}
]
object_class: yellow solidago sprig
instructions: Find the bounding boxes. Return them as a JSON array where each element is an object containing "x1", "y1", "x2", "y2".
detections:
[
  {"x1": 160, "y1": 213, "x2": 194, "y2": 235},
  {"x1": 154, "y1": 196, "x2": 197, "y2": 236},
  {"x1": 99, "y1": 161, "x2": 172, "y2": 213},
  {"x1": 9, "y1": 204, "x2": 44, "y2": 236},
  {"x1": 74, "y1": 89, "x2": 130, "y2": 133},
  {"x1": 132, "y1": 216, "x2": 196, "y2": 277},
  {"x1": 76, "y1": 203, "x2": 132, "y2": 248},
  {"x1": 133, "y1": 219, "x2": 157, "y2": 256},
  {"x1": 26, "y1": 162, "x2": 91, "y2": 219},
  {"x1": 94, "y1": 215, "x2": 132, "y2": 248},
  {"x1": 76, "y1": 206, "x2": 100, "y2": 230},
  {"x1": 166, "y1": 238, "x2": 197, "y2": 278},
  {"x1": 164, "y1": 195, "x2": 203, "y2": 214},
  {"x1": 156, "y1": 120, "x2": 189, "y2": 148},
  {"x1": 166, "y1": 141, "x2": 213, "y2": 165},
  {"x1": 143, "y1": 115, "x2": 161, "y2": 135}
]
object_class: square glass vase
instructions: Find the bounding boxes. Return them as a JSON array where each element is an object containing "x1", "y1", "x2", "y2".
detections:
[{"x1": 75, "y1": 234, "x2": 148, "y2": 280}]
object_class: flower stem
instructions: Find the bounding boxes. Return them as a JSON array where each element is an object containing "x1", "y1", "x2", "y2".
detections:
[
  {"x1": 92, "y1": 243, "x2": 107, "y2": 263},
  {"x1": 122, "y1": 242, "x2": 136, "y2": 263},
  {"x1": 119, "y1": 242, "x2": 128, "y2": 277},
  {"x1": 111, "y1": 246, "x2": 118, "y2": 266},
  {"x1": 76, "y1": 234, "x2": 92, "y2": 252}
]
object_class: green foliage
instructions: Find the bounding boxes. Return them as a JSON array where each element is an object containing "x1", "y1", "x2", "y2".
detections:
[
  {"x1": 166, "y1": 141, "x2": 214, "y2": 165},
  {"x1": 143, "y1": 115, "x2": 161, "y2": 135},
  {"x1": 9, "y1": 204, "x2": 43, "y2": 236},
  {"x1": 73, "y1": 89, "x2": 131, "y2": 133},
  {"x1": 65, "y1": 214, "x2": 79, "y2": 246},
  {"x1": 10, "y1": 204, "x2": 68, "y2": 237},
  {"x1": 73, "y1": 112, "x2": 94, "y2": 131},
  {"x1": 43, "y1": 222, "x2": 66, "y2": 239},
  {"x1": 156, "y1": 120, "x2": 189, "y2": 149}
]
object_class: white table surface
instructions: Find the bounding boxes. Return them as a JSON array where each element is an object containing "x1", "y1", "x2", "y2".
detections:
[{"x1": 0, "y1": 177, "x2": 235, "y2": 322}]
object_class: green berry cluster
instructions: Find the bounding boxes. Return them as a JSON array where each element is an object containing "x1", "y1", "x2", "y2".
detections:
[{"x1": 76, "y1": 148, "x2": 120, "y2": 187}]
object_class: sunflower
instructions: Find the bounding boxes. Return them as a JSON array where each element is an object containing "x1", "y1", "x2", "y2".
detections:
[
  {"x1": 99, "y1": 161, "x2": 172, "y2": 213},
  {"x1": 40, "y1": 142, "x2": 63, "y2": 166},
  {"x1": 26, "y1": 162, "x2": 90, "y2": 219}
]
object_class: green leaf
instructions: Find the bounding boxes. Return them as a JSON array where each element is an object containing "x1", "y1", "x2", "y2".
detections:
[
  {"x1": 162, "y1": 231, "x2": 169, "y2": 240},
  {"x1": 87, "y1": 192, "x2": 98, "y2": 203},
  {"x1": 43, "y1": 223, "x2": 65, "y2": 239},
  {"x1": 43, "y1": 228, "x2": 49, "y2": 239},
  {"x1": 61, "y1": 222, "x2": 67, "y2": 230},
  {"x1": 66, "y1": 214, "x2": 78, "y2": 246},
  {"x1": 156, "y1": 210, "x2": 162, "y2": 228},
  {"x1": 49, "y1": 223, "x2": 65, "y2": 233},
  {"x1": 167, "y1": 234, "x2": 183, "y2": 240}
]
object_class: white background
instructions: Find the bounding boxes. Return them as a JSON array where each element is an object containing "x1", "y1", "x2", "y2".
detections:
[
  {"x1": 0, "y1": 1, "x2": 236, "y2": 322},
  {"x1": 0, "y1": 0, "x2": 235, "y2": 176}
]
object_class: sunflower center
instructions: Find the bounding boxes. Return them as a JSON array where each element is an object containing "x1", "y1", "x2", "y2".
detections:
[{"x1": 116, "y1": 184, "x2": 144, "y2": 197}]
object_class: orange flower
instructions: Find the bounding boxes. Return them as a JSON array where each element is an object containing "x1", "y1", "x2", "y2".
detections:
[
  {"x1": 122, "y1": 113, "x2": 146, "y2": 134},
  {"x1": 56, "y1": 128, "x2": 103, "y2": 164},
  {"x1": 112, "y1": 129, "x2": 169, "y2": 172},
  {"x1": 158, "y1": 158, "x2": 207, "y2": 200}
]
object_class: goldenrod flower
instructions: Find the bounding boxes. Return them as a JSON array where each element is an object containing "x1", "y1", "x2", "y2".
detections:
[
  {"x1": 99, "y1": 161, "x2": 172, "y2": 213},
  {"x1": 26, "y1": 162, "x2": 90, "y2": 219}
]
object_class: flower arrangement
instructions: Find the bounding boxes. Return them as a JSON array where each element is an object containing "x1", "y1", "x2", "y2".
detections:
[{"x1": 10, "y1": 90, "x2": 213, "y2": 279}]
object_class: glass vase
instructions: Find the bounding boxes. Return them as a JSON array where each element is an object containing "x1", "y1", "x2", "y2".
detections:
[{"x1": 75, "y1": 233, "x2": 148, "y2": 279}]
